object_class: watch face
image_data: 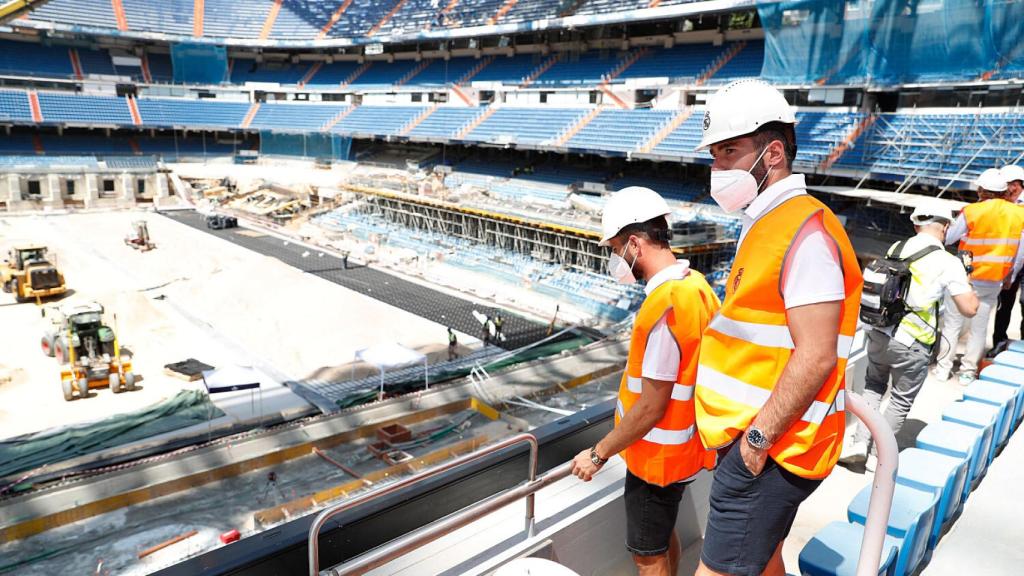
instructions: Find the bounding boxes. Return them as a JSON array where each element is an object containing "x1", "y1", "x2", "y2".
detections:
[{"x1": 748, "y1": 428, "x2": 767, "y2": 448}]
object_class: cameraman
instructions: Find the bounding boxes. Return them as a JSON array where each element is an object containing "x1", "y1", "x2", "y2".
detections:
[{"x1": 841, "y1": 205, "x2": 978, "y2": 468}]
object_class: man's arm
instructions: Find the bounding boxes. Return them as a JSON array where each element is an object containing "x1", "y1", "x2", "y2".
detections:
[
  {"x1": 945, "y1": 214, "x2": 967, "y2": 245},
  {"x1": 1008, "y1": 230, "x2": 1024, "y2": 288},
  {"x1": 740, "y1": 301, "x2": 842, "y2": 475},
  {"x1": 952, "y1": 292, "x2": 979, "y2": 317},
  {"x1": 571, "y1": 377, "x2": 674, "y2": 481}
]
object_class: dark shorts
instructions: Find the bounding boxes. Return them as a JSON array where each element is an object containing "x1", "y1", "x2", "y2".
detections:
[
  {"x1": 700, "y1": 441, "x2": 822, "y2": 575},
  {"x1": 624, "y1": 470, "x2": 690, "y2": 556}
]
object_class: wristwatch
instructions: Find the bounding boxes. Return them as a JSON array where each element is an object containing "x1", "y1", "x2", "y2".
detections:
[
  {"x1": 746, "y1": 426, "x2": 772, "y2": 450},
  {"x1": 590, "y1": 447, "x2": 609, "y2": 466}
]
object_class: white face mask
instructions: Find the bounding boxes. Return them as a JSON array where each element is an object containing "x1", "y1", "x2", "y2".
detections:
[
  {"x1": 709, "y1": 146, "x2": 773, "y2": 213},
  {"x1": 608, "y1": 242, "x2": 639, "y2": 284}
]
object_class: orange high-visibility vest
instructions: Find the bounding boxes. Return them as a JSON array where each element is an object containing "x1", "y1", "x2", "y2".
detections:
[
  {"x1": 959, "y1": 199, "x2": 1024, "y2": 283},
  {"x1": 615, "y1": 269, "x2": 720, "y2": 486},
  {"x1": 695, "y1": 195, "x2": 863, "y2": 480}
]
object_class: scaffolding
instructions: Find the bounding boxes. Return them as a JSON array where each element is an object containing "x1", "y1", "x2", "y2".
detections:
[{"x1": 343, "y1": 183, "x2": 736, "y2": 275}]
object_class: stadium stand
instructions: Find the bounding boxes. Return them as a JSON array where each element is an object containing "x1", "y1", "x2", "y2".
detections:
[
  {"x1": 0, "y1": 89, "x2": 33, "y2": 122},
  {"x1": 37, "y1": 92, "x2": 132, "y2": 124}
]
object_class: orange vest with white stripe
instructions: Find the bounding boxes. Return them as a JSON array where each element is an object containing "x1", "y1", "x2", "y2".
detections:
[
  {"x1": 615, "y1": 269, "x2": 720, "y2": 486},
  {"x1": 959, "y1": 199, "x2": 1024, "y2": 282},
  {"x1": 695, "y1": 195, "x2": 863, "y2": 480}
]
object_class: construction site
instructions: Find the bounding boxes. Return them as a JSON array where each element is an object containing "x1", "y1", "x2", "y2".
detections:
[{"x1": 0, "y1": 156, "x2": 706, "y2": 575}]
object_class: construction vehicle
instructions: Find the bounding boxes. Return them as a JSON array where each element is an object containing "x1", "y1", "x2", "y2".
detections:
[
  {"x1": 124, "y1": 220, "x2": 156, "y2": 251},
  {"x1": 205, "y1": 214, "x2": 238, "y2": 230},
  {"x1": 1, "y1": 245, "x2": 67, "y2": 302},
  {"x1": 40, "y1": 301, "x2": 136, "y2": 401}
]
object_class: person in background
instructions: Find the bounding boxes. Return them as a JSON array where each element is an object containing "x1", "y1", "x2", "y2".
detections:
[
  {"x1": 571, "y1": 186, "x2": 719, "y2": 576},
  {"x1": 991, "y1": 164, "x2": 1024, "y2": 350},
  {"x1": 840, "y1": 204, "x2": 978, "y2": 469},
  {"x1": 937, "y1": 168, "x2": 1024, "y2": 384},
  {"x1": 447, "y1": 327, "x2": 458, "y2": 361}
]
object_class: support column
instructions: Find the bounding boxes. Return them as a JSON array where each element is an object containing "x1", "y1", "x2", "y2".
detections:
[
  {"x1": 44, "y1": 174, "x2": 62, "y2": 210},
  {"x1": 119, "y1": 173, "x2": 135, "y2": 207},
  {"x1": 82, "y1": 174, "x2": 99, "y2": 209}
]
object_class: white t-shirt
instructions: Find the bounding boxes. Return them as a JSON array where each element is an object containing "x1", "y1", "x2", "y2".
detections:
[
  {"x1": 639, "y1": 262, "x2": 690, "y2": 381},
  {"x1": 739, "y1": 174, "x2": 846, "y2": 310}
]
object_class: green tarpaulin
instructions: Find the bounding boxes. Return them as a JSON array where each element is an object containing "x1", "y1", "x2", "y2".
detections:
[{"x1": 0, "y1": 389, "x2": 224, "y2": 480}]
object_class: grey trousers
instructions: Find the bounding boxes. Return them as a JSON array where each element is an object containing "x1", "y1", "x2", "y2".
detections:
[{"x1": 853, "y1": 328, "x2": 931, "y2": 448}]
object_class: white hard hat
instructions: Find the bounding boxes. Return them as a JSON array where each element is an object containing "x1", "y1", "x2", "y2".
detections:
[
  {"x1": 1000, "y1": 164, "x2": 1024, "y2": 184},
  {"x1": 975, "y1": 168, "x2": 1008, "y2": 193},
  {"x1": 696, "y1": 79, "x2": 797, "y2": 150},
  {"x1": 910, "y1": 203, "x2": 954, "y2": 225},
  {"x1": 599, "y1": 186, "x2": 671, "y2": 246}
]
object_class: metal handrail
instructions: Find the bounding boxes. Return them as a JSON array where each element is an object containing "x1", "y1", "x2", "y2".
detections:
[
  {"x1": 308, "y1": 432, "x2": 539, "y2": 576},
  {"x1": 312, "y1": 395, "x2": 897, "y2": 576},
  {"x1": 847, "y1": 391, "x2": 898, "y2": 576}
]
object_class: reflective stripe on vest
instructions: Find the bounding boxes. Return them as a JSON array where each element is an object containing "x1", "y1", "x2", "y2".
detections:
[
  {"x1": 614, "y1": 269, "x2": 720, "y2": 486},
  {"x1": 960, "y1": 199, "x2": 1024, "y2": 282},
  {"x1": 695, "y1": 194, "x2": 863, "y2": 480}
]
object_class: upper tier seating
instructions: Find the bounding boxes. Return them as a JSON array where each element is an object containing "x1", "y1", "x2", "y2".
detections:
[
  {"x1": 0, "y1": 40, "x2": 74, "y2": 78},
  {"x1": 407, "y1": 107, "x2": 484, "y2": 139},
  {"x1": 329, "y1": 105, "x2": 428, "y2": 136},
  {"x1": 0, "y1": 90, "x2": 33, "y2": 122},
  {"x1": 135, "y1": 97, "x2": 251, "y2": 129},
  {"x1": 567, "y1": 109, "x2": 673, "y2": 152},
  {"x1": 37, "y1": 92, "x2": 133, "y2": 124},
  {"x1": 0, "y1": 37, "x2": 766, "y2": 89},
  {"x1": 463, "y1": 107, "x2": 587, "y2": 145},
  {"x1": 250, "y1": 102, "x2": 350, "y2": 132}
]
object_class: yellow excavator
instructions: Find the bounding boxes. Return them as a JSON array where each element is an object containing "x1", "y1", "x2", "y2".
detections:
[{"x1": 1, "y1": 244, "x2": 67, "y2": 302}]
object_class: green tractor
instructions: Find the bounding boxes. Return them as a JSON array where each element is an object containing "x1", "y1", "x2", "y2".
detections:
[{"x1": 41, "y1": 302, "x2": 136, "y2": 401}]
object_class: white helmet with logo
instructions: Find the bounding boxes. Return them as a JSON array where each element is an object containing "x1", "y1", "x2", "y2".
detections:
[
  {"x1": 909, "y1": 203, "x2": 955, "y2": 226},
  {"x1": 975, "y1": 168, "x2": 1008, "y2": 193},
  {"x1": 599, "y1": 186, "x2": 671, "y2": 246},
  {"x1": 1000, "y1": 164, "x2": 1024, "y2": 184},
  {"x1": 696, "y1": 79, "x2": 797, "y2": 151}
]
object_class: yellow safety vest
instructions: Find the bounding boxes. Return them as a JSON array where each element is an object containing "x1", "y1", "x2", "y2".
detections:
[
  {"x1": 615, "y1": 269, "x2": 720, "y2": 486},
  {"x1": 695, "y1": 195, "x2": 863, "y2": 480}
]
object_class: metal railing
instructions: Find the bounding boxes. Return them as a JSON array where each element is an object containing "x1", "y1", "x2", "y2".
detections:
[
  {"x1": 847, "y1": 391, "x2": 898, "y2": 576},
  {"x1": 309, "y1": 394, "x2": 897, "y2": 576},
  {"x1": 308, "y1": 432, "x2": 540, "y2": 576}
]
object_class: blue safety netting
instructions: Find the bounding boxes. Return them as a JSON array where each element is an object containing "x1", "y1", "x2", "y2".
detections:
[
  {"x1": 170, "y1": 42, "x2": 229, "y2": 84},
  {"x1": 758, "y1": 0, "x2": 1024, "y2": 85},
  {"x1": 259, "y1": 131, "x2": 352, "y2": 160}
]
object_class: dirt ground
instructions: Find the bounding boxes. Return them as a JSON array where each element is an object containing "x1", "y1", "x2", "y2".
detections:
[{"x1": 0, "y1": 210, "x2": 458, "y2": 440}]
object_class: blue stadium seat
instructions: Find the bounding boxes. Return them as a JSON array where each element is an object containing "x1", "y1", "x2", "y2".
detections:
[
  {"x1": 916, "y1": 421, "x2": 990, "y2": 495},
  {"x1": 1006, "y1": 340, "x2": 1024, "y2": 353},
  {"x1": 978, "y1": 364, "x2": 1024, "y2": 427},
  {"x1": 961, "y1": 383, "x2": 1017, "y2": 453},
  {"x1": 847, "y1": 483, "x2": 938, "y2": 576},
  {"x1": 992, "y1": 350, "x2": 1024, "y2": 368},
  {"x1": 799, "y1": 521, "x2": 899, "y2": 576},
  {"x1": 942, "y1": 401, "x2": 1002, "y2": 465},
  {"x1": 0, "y1": 90, "x2": 32, "y2": 122},
  {"x1": 894, "y1": 448, "x2": 968, "y2": 549}
]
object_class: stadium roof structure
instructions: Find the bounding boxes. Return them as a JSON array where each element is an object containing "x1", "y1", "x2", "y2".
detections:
[{"x1": 10, "y1": 0, "x2": 756, "y2": 48}]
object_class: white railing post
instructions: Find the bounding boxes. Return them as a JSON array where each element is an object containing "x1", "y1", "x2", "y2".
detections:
[{"x1": 845, "y1": 391, "x2": 898, "y2": 576}]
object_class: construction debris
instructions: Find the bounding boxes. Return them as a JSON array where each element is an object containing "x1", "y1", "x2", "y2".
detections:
[
  {"x1": 164, "y1": 358, "x2": 215, "y2": 382},
  {"x1": 137, "y1": 529, "x2": 198, "y2": 559}
]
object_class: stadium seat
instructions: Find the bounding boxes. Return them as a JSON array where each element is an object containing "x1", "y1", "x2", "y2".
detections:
[
  {"x1": 978, "y1": 364, "x2": 1024, "y2": 427},
  {"x1": 992, "y1": 350, "x2": 1024, "y2": 368},
  {"x1": 941, "y1": 401, "x2": 1002, "y2": 465},
  {"x1": 847, "y1": 483, "x2": 938, "y2": 576},
  {"x1": 916, "y1": 421, "x2": 990, "y2": 495},
  {"x1": 1006, "y1": 340, "x2": 1024, "y2": 353},
  {"x1": 799, "y1": 521, "x2": 899, "y2": 576},
  {"x1": 961, "y1": 383, "x2": 1017, "y2": 452},
  {"x1": 894, "y1": 448, "x2": 969, "y2": 549}
]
